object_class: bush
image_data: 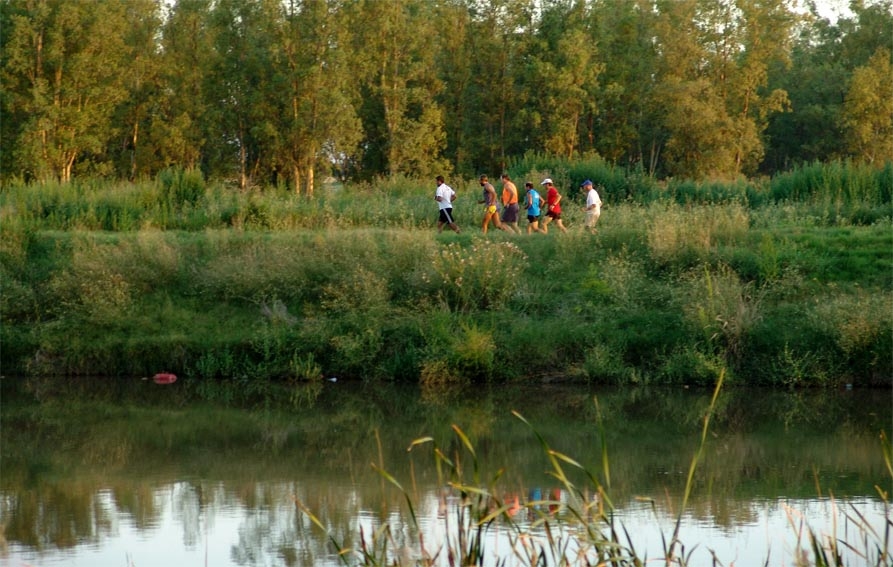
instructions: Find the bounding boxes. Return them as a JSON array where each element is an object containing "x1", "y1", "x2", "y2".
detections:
[
  {"x1": 424, "y1": 239, "x2": 527, "y2": 312},
  {"x1": 157, "y1": 168, "x2": 205, "y2": 209},
  {"x1": 810, "y1": 290, "x2": 893, "y2": 386},
  {"x1": 657, "y1": 347, "x2": 726, "y2": 386},
  {"x1": 582, "y1": 343, "x2": 635, "y2": 384}
]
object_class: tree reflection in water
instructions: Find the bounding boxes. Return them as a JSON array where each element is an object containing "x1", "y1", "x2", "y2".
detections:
[{"x1": 1, "y1": 382, "x2": 890, "y2": 566}]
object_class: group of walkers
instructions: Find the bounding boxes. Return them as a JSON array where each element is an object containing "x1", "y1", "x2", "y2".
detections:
[{"x1": 434, "y1": 174, "x2": 602, "y2": 235}]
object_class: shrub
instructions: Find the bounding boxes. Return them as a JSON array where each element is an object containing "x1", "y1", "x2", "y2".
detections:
[
  {"x1": 289, "y1": 353, "x2": 322, "y2": 382},
  {"x1": 157, "y1": 168, "x2": 205, "y2": 209},
  {"x1": 424, "y1": 239, "x2": 527, "y2": 312},
  {"x1": 45, "y1": 237, "x2": 134, "y2": 325},
  {"x1": 328, "y1": 326, "x2": 384, "y2": 378},
  {"x1": 451, "y1": 322, "x2": 496, "y2": 381},
  {"x1": 679, "y1": 263, "x2": 764, "y2": 369},
  {"x1": 582, "y1": 343, "x2": 635, "y2": 384},
  {"x1": 586, "y1": 251, "x2": 648, "y2": 308},
  {"x1": 420, "y1": 358, "x2": 462, "y2": 387},
  {"x1": 657, "y1": 347, "x2": 726, "y2": 386},
  {"x1": 810, "y1": 290, "x2": 893, "y2": 385},
  {"x1": 321, "y1": 267, "x2": 390, "y2": 314}
]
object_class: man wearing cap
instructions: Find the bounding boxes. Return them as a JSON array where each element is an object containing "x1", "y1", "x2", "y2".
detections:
[
  {"x1": 582, "y1": 179, "x2": 602, "y2": 234},
  {"x1": 539, "y1": 178, "x2": 567, "y2": 234}
]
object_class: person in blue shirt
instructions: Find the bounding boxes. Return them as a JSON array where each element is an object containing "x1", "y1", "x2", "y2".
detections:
[{"x1": 523, "y1": 181, "x2": 546, "y2": 234}]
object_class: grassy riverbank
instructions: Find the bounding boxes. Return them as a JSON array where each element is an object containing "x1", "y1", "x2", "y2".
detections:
[{"x1": 1, "y1": 159, "x2": 891, "y2": 390}]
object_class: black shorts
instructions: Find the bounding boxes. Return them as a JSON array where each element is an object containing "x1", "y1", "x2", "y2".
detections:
[
  {"x1": 547, "y1": 211, "x2": 562, "y2": 220},
  {"x1": 438, "y1": 208, "x2": 455, "y2": 224},
  {"x1": 527, "y1": 215, "x2": 539, "y2": 223}
]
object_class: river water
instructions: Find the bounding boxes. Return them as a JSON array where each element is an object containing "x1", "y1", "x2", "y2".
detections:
[{"x1": 2, "y1": 380, "x2": 890, "y2": 566}]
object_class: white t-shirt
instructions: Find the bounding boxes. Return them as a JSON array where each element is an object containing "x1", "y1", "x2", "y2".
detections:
[
  {"x1": 586, "y1": 188, "x2": 601, "y2": 214},
  {"x1": 436, "y1": 183, "x2": 455, "y2": 211}
]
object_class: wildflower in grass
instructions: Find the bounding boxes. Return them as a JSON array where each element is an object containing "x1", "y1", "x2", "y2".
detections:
[{"x1": 429, "y1": 241, "x2": 527, "y2": 311}]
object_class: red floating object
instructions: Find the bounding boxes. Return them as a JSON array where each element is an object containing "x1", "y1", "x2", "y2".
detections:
[{"x1": 152, "y1": 373, "x2": 177, "y2": 385}]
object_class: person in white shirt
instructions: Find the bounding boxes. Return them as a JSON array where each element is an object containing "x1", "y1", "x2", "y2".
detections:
[
  {"x1": 435, "y1": 175, "x2": 460, "y2": 233},
  {"x1": 582, "y1": 179, "x2": 602, "y2": 234}
]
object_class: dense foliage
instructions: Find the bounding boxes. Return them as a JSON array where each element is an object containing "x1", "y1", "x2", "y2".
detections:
[
  {"x1": 1, "y1": 0, "x2": 891, "y2": 191},
  {"x1": 1, "y1": 158, "x2": 890, "y2": 387}
]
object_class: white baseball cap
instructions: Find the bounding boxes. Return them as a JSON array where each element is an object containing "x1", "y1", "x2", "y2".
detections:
[{"x1": 540, "y1": 178, "x2": 553, "y2": 185}]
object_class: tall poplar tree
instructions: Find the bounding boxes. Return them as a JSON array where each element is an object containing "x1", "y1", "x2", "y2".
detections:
[
  {"x1": 351, "y1": 0, "x2": 448, "y2": 178},
  {"x1": 156, "y1": 0, "x2": 216, "y2": 172},
  {"x1": 457, "y1": 0, "x2": 535, "y2": 174},
  {"x1": 652, "y1": 0, "x2": 728, "y2": 178},
  {"x1": 526, "y1": 0, "x2": 602, "y2": 159},
  {"x1": 843, "y1": 49, "x2": 893, "y2": 164},
  {"x1": 431, "y1": 0, "x2": 474, "y2": 174},
  {"x1": 273, "y1": 0, "x2": 360, "y2": 196},
  {"x1": 1, "y1": 0, "x2": 131, "y2": 182},
  {"x1": 727, "y1": 0, "x2": 793, "y2": 175},
  {"x1": 590, "y1": 0, "x2": 660, "y2": 170},
  {"x1": 111, "y1": 0, "x2": 165, "y2": 179},
  {"x1": 206, "y1": 0, "x2": 280, "y2": 189},
  {"x1": 764, "y1": 0, "x2": 892, "y2": 169},
  {"x1": 653, "y1": 0, "x2": 793, "y2": 178}
]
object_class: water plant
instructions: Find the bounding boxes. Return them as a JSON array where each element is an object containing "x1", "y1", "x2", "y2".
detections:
[{"x1": 295, "y1": 371, "x2": 893, "y2": 566}]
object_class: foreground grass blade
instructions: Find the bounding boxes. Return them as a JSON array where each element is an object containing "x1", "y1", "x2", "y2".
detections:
[
  {"x1": 881, "y1": 431, "x2": 893, "y2": 481},
  {"x1": 371, "y1": 462, "x2": 419, "y2": 527},
  {"x1": 594, "y1": 396, "x2": 611, "y2": 491},
  {"x1": 452, "y1": 423, "x2": 480, "y2": 481},
  {"x1": 292, "y1": 497, "x2": 351, "y2": 566},
  {"x1": 669, "y1": 367, "x2": 726, "y2": 563}
]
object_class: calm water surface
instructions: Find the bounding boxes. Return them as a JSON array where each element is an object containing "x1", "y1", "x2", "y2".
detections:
[{"x1": 2, "y1": 379, "x2": 890, "y2": 566}]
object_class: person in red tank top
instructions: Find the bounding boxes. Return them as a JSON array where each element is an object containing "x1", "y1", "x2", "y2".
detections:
[{"x1": 539, "y1": 178, "x2": 567, "y2": 234}]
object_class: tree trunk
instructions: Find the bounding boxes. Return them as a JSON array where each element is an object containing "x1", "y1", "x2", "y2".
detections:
[
  {"x1": 735, "y1": 90, "x2": 752, "y2": 173},
  {"x1": 306, "y1": 165, "x2": 314, "y2": 198},
  {"x1": 649, "y1": 139, "x2": 661, "y2": 177},
  {"x1": 130, "y1": 121, "x2": 139, "y2": 181},
  {"x1": 62, "y1": 153, "x2": 75, "y2": 183},
  {"x1": 239, "y1": 121, "x2": 248, "y2": 191},
  {"x1": 293, "y1": 164, "x2": 302, "y2": 195}
]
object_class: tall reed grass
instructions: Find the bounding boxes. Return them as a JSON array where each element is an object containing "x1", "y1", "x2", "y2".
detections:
[
  {"x1": 646, "y1": 202, "x2": 750, "y2": 265},
  {"x1": 2, "y1": 161, "x2": 890, "y2": 234},
  {"x1": 296, "y1": 372, "x2": 893, "y2": 566},
  {"x1": 769, "y1": 160, "x2": 893, "y2": 207}
]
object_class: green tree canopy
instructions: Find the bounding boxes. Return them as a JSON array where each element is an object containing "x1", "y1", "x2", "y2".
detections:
[
  {"x1": 843, "y1": 48, "x2": 893, "y2": 164},
  {"x1": 1, "y1": 0, "x2": 890, "y2": 185},
  {"x1": 2, "y1": 0, "x2": 132, "y2": 181}
]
